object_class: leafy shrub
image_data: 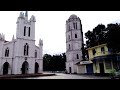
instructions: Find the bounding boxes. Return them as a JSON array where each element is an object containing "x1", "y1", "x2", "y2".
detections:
[{"x1": 110, "y1": 69, "x2": 116, "y2": 76}]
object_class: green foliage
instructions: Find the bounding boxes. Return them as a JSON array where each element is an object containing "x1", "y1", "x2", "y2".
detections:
[
  {"x1": 117, "y1": 70, "x2": 120, "y2": 76},
  {"x1": 110, "y1": 69, "x2": 116, "y2": 76},
  {"x1": 85, "y1": 23, "x2": 120, "y2": 53},
  {"x1": 85, "y1": 24, "x2": 107, "y2": 48},
  {"x1": 43, "y1": 53, "x2": 66, "y2": 71},
  {"x1": 106, "y1": 23, "x2": 120, "y2": 53},
  {"x1": 110, "y1": 69, "x2": 120, "y2": 78}
]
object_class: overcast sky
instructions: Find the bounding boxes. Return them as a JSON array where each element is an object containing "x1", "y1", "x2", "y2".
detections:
[{"x1": 0, "y1": 11, "x2": 120, "y2": 55}]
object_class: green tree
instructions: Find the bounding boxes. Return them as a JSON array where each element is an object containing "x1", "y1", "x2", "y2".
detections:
[
  {"x1": 43, "y1": 53, "x2": 66, "y2": 71},
  {"x1": 43, "y1": 54, "x2": 52, "y2": 71},
  {"x1": 85, "y1": 24, "x2": 107, "y2": 48},
  {"x1": 93, "y1": 24, "x2": 106, "y2": 45},
  {"x1": 85, "y1": 23, "x2": 120, "y2": 54},
  {"x1": 106, "y1": 23, "x2": 120, "y2": 53}
]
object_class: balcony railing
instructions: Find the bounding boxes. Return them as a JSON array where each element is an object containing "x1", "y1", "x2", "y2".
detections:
[
  {"x1": 90, "y1": 54, "x2": 120, "y2": 62},
  {"x1": 90, "y1": 51, "x2": 109, "y2": 59}
]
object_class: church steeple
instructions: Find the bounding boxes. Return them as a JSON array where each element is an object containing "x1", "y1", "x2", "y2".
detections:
[
  {"x1": 16, "y1": 11, "x2": 35, "y2": 40},
  {"x1": 25, "y1": 11, "x2": 28, "y2": 20},
  {"x1": 25, "y1": 11, "x2": 28, "y2": 17},
  {"x1": 12, "y1": 35, "x2": 14, "y2": 41}
]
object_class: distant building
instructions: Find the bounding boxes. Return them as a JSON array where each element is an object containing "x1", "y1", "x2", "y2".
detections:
[
  {"x1": 76, "y1": 60, "x2": 93, "y2": 74},
  {"x1": 77, "y1": 44, "x2": 120, "y2": 75},
  {"x1": 0, "y1": 11, "x2": 43, "y2": 75},
  {"x1": 65, "y1": 14, "x2": 84, "y2": 73},
  {"x1": 87, "y1": 44, "x2": 120, "y2": 74}
]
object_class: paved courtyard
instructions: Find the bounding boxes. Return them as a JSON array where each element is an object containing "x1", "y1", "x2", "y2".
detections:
[{"x1": 26, "y1": 73, "x2": 110, "y2": 79}]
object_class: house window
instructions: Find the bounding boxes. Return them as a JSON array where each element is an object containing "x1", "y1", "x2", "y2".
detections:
[
  {"x1": 75, "y1": 34, "x2": 77, "y2": 38},
  {"x1": 77, "y1": 54, "x2": 79, "y2": 59},
  {"x1": 92, "y1": 49, "x2": 96, "y2": 55},
  {"x1": 24, "y1": 43, "x2": 29, "y2": 56},
  {"x1": 113, "y1": 61, "x2": 118, "y2": 70},
  {"x1": 24, "y1": 26, "x2": 26, "y2": 36},
  {"x1": 5, "y1": 48, "x2": 9, "y2": 57},
  {"x1": 35, "y1": 50, "x2": 37, "y2": 58},
  {"x1": 28, "y1": 27, "x2": 30, "y2": 37},
  {"x1": 73, "y1": 22, "x2": 75, "y2": 29},
  {"x1": 101, "y1": 47, "x2": 105, "y2": 54},
  {"x1": 105, "y1": 60, "x2": 112, "y2": 69}
]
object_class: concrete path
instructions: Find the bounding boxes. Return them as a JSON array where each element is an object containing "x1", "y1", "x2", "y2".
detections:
[{"x1": 26, "y1": 73, "x2": 110, "y2": 79}]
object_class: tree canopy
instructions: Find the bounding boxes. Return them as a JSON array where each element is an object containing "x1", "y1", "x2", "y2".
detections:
[
  {"x1": 106, "y1": 23, "x2": 120, "y2": 53},
  {"x1": 85, "y1": 23, "x2": 120, "y2": 53},
  {"x1": 85, "y1": 24, "x2": 107, "y2": 48},
  {"x1": 43, "y1": 53, "x2": 66, "y2": 71}
]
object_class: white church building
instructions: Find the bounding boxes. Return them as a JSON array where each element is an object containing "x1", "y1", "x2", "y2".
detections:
[{"x1": 0, "y1": 11, "x2": 43, "y2": 75}]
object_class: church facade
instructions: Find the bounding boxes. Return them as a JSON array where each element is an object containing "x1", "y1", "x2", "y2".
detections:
[
  {"x1": 0, "y1": 11, "x2": 43, "y2": 75},
  {"x1": 66, "y1": 14, "x2": 84, "y2": 73}
]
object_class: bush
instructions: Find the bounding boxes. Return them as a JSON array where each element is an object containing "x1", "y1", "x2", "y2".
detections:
[
  {"x1": 116, "y1": 70, "x2": 120, "y2": 76},
  {"x1": 110, "y1": 69, "x2": 116, "y2": 76},
  {"x1": 110, "y1": 69, "x2": 120, "y2": 79}
]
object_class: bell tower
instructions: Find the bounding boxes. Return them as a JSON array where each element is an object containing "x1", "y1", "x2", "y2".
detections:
[
  {"x1": 66, "y1": 14, "x2": 84, "y2": 73},
  {"x1": 16, "y1": 11, "x2": 36, "y2": 40},
  {"x1": 15, "y1": 11, "x2": 36, "y2": 59}
]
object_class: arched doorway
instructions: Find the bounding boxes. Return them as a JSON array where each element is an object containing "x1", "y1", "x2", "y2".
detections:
[
  {"x1": 3, "y1": 62, "x2": 9, "y2": 75},
  {"x1": 35, "y1": 62, "x2": 39, "y2": 74},
  {"x1": 21, "y1": 61, "x2": 29, "y2": 74}
]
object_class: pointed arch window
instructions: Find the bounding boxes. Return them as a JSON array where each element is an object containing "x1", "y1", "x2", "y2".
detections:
[
  {"x1": 76, "y1": 22, "x2": 77, "y2": 29},
  {"x1": 69, "y1": 44, "x2": 70, "y2": 50},
  {"x1": 77, "y1": 54, "x2": 79, "y2": 59},
  {"x1": 73, "y1": 22, "x2": 77, "y2": 29},
  {"x1": 35, "y1": 50, "x2": 37, "y2": 58},
  {"x1": 75, "y1": 34, "x2": 77, "y2": 38},
  {"x1": 28, "y1": 27, "x2": 30, "y2": 37},
  {"x1": 68, "y1": 35, "x2": 70, "y2": 40},
  {"x1": 69, "y1": 25, "x2": 70, "y2": 31},
  {"x1": 24, "y1": 43, "x2": 29, "y2": 56},
  {"x1": 24, "y1": 26, "x2": 26, "y2": 36},
  {"x1": 5, "y1": 48, "x2": 9, "y2": 57}
]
